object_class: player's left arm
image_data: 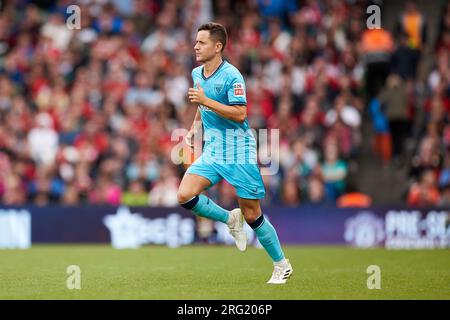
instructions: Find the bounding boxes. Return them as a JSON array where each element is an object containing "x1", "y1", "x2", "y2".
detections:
[{"x1": 188, "y1": 82, "x2": 247, "y2": 123}]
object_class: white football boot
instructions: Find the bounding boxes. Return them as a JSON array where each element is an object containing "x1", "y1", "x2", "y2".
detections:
[
  {"x1": 267, "y1": 259, "x2": 293, "y2": 284},
  {"x1": 227, "y1": 208, "x2": 247, "y2": 251}
]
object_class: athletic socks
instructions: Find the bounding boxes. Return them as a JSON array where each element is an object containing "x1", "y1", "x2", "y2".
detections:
[
  {"x1": 248, "y1": 214, "x2": 285, "y2": 263},
  {"x1": 181, "y1": 197, "x2": 284, "y2": 263},
  {"x1": 274, "y1": 258, "x2": 289, "y2": 267},
  {"x1": 181, "y1": 194, "x2": 229, "y2": 224}
]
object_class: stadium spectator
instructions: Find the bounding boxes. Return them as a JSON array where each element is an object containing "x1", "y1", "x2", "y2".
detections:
[
  {"x1": 88, "y1": 173, "x2": 122, "y2": 205},
  {"x1": 396, "y1": 1, "x2": 427, "y2": 80},
  {"x1": 122, "y1": 180, "x2": 149, "y2": 206},
  {"x1": 378, "y1": 73, "x2": 410, "y2": 163},
  {"x1": 408, "y1": 135, "x2": 442, "y2": 181},
  {"x1": 390, "y1": 31, "x2": 421, "y2": 80},
  {"x1": 437, "y1": 149, "x2": 450, "y2": 207},
  {"x1": 320, "y1": 141, "x2": 348, "y2": 200},
  {"x1": 427, "y1": 50, "x2": 450, "y2": 94},
  {"x1": 304, "y1": 175, "x2": 330, "y2": 206},
  {"x1": 61, "y1": 183, "x2": 80, "y2": 205},
  {"x1": 281, "y1": 178, "x2": 301, "y2": 207},
  {"x1": 27, "y1": 113, "x2": 59, "y2": 166},
  {"x1": 148, "y1": 164, "x2": 179, "y2": 207},
  {"x1": 369, "y1": 97, "x2": 391, "y2": 164},
  {"x1": 2, "y1": 173, "x2": 26, "y2": 205},
  {"x1": 360, "y1": 27, "x2": 394, "y2": 100},
  {"x1": 435, "y1": 2, "x2": 450, "y2": 55},
  {"x1": 438, "y1": 185, "x2": 450, "y2": 207},
  {"x1": 407, "y1": 169, "x2": 440, "y2": 207},
  {"x1": 336, "y1": 183, "x2": 372, "y2": 208}
]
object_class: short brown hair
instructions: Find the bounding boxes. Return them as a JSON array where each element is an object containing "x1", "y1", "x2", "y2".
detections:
[{"x1": 198, "y1": 22, "x2": 227, "y2": 52}]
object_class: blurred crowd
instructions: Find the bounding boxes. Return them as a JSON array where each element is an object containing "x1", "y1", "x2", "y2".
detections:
[
  {"x1": 365, "y1": 1, "x2": 450, "y2": 208},
  {"x1": 0, "y1": 0, "x2": 448, "y2": 208}
]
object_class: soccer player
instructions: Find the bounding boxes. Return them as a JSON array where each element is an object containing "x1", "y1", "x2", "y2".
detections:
[{"x1": 177, "y1": 22, "x2": 293, "y2": 284}]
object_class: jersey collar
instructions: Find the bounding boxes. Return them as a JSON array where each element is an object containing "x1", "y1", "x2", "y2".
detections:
[{"x1": 201, "y1": 59, "x2": 226, "y2": 80}]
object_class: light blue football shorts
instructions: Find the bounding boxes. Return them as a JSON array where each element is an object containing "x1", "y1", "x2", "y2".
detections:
[{"x1": 186, "y1": 154, "x2": 266, "y2": 199}]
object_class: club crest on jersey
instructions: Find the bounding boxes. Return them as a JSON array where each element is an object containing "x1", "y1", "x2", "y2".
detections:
[
  {"x1": 233, "y1": 83, "x2": 245, "y2": 97},
  {"x1": 214, "y1": 84, "x2": 224, "y2": 95}
]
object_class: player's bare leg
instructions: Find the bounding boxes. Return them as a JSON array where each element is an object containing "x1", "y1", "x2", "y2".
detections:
[
  {"x1": 177, "y1": 173, "x2": 211, "y2": 204},
  {"x1": 238, "y1": 198, "x2": 293, "y2": 284},
  {"x1": 178, "y1": 173, "x2": 246, "y2": 251}
]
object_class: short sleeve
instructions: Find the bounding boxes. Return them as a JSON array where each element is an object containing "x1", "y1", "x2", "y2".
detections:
[
  {"x1": 227, "y1": 72, "x2": 247, "y2": 106},
  {"x1": 191, "y1": 70, "x2": 196, "y2": 85}
]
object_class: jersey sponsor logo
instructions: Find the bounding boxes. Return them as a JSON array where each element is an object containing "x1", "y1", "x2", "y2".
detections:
[{"x1": 233, "y1": 83, "x2": 245, "y2": 97}]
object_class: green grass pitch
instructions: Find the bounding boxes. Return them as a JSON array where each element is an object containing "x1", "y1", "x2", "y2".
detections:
[{"x1": 0, "y1": 245, "x2": 449, "y2": 300}]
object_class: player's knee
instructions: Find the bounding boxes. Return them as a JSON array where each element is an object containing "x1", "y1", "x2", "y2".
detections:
[
  {"x1": 177, "y1": 188, "x2": 194, "y2": 204},
  {"x1": 241, "y1": 206, "x2": 262, "y2": 224}
]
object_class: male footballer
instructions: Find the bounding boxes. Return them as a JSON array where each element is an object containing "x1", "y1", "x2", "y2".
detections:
[{"x1": 177, "y1": 22, "x2": 293, "y2": 284}]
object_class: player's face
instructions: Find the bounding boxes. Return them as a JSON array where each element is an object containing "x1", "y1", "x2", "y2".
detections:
[{"x1": 194, "y1": 30, "x2": 220, "y2": 63}]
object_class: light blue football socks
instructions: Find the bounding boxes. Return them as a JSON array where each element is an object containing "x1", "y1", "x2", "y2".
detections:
[
  {"x1": 182, "y1": 197, "x2": 284, "y2": 262},
  {"x1": 181, "y1": 194, "x2": 229, "y2": 224},
  {"x1": 249, "y1": 214, "x2": 285, "y2": 262}
]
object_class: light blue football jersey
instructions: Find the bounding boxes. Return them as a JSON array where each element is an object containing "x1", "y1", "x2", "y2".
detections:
[{"x1": 192, "y1": 60, "x2": 257, "y2": 164}]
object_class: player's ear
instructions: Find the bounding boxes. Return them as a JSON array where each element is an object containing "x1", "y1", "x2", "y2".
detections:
[{"x1": 216, "y1": 42, "x2": 223, "y2": 53}]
